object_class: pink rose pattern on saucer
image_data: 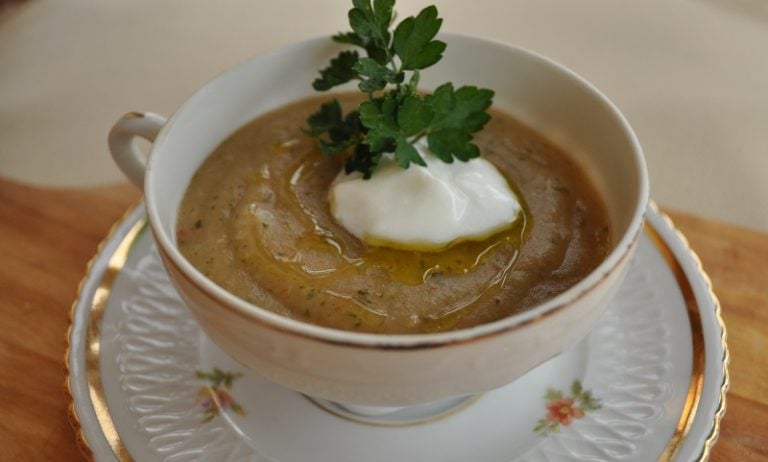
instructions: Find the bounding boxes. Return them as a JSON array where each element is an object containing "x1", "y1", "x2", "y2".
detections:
[
  {"x1": 197, "y1": 368, "x2": 246, "y2": 423},
  {"x1": 534, "y1": 381, "x2": 601, "y2": 436}
]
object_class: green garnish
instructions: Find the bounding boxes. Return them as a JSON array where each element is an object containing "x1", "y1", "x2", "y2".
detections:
[{"x1": 305, "y1": 0, "x2": 494, "y2": 179}]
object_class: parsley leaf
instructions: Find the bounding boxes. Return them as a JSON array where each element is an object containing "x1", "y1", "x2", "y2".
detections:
[
  {"x1": 332, "y1": 31, "x2": 365, "y2": 48},
  {"x1": 424, "y1": 83, "x2": 494, "y2": 161},
  {"x1": 394, "y1": 135, "x2": 427, "y2": 168},
  {"x1": 344, "y1": 143, "x2": 382, "y2": 179},
  {"x1": 348, "y1": 0, "x2": 395, "y2": 64},
  {"x1": 397, "y1": 93, "x2": 432, "y2": 136},
  {"x1": 354, "y1": 58, "x2": 404, "y2": 93},
  {"x1": 428, "y1": 83, "x2": 494, "y2": 132},
  {"x1": 358, "y1": 96, "x2": 399, "y2": 152},
  {"x1": 305, "y1": 1, "x2": 494, "y2": 178},
  {"x1": 305, "y1": 99, "x2": 343, "y2": 136},
  {"x1": 427, "y1": 129, "x2": 479, "y2": 162},
  {"x1": 312, "y1": 51, "x2": 360, "y2": 91},
  {"x1": 304, "y1": 100, "x2": 364, "y2": 156},
  {"x1": 393, "y1": 6, "x2": 446, "y2": 70}
]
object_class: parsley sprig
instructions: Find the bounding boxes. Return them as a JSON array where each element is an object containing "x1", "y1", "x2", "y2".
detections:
[{"x1": 305, "y1": 0, "x2": 494, "y2": 179}]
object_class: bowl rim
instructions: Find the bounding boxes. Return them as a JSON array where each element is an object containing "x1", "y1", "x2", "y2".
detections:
[{"x1": 145, "y1": 33, "x2": 649, "y2": 349}]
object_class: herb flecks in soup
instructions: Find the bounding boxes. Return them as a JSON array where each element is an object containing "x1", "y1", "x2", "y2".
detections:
[{"x1": 177, "y1": 94, "x2": 611, "y2": 334}]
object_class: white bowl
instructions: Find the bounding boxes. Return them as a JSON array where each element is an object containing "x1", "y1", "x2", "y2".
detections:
[{"x1": 108, "y1": 34, "x2": 648, "y2": 406}]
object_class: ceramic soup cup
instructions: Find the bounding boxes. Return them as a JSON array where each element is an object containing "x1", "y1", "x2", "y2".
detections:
[{"x1": 108, "y1": 34, "x2": 648, "y2": 409}]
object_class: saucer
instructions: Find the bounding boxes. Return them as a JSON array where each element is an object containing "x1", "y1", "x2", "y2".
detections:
[{"x1": 65, "y1": 202, "x2": 728, "y2": 462}]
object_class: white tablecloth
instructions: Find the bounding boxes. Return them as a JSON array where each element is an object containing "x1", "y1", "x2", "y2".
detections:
[{"x1": 1, "y1": 0, "x2": 766, "y2": 230}]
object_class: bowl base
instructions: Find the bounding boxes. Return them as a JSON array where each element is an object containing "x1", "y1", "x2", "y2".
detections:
[{"x1": 304, "y1": 394, "x2": 483, "y2": 427}]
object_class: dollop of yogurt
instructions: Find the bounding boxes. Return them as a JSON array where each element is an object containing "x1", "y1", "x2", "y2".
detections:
[{"x1": 329, "y1": 141, "x2": 522, "y2": 251}]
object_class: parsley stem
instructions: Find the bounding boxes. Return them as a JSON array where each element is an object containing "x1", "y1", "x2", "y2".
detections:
[{"x1": 410, "y1": 132, "x2": 427, "y2": 144}]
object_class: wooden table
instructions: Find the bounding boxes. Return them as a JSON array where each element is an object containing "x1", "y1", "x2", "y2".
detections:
[{"x1": 0, "y1": 177, "x2": 765, "y2": 461}]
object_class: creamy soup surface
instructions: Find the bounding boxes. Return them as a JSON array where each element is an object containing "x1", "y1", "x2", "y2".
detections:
[{"x1": 177, "y1": 93, "x2": 611, "y2": 334}]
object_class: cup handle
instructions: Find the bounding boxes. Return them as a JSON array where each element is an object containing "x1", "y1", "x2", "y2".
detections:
[{"x1": 108, "y1": 112, "x2": 167, "y2": 188}]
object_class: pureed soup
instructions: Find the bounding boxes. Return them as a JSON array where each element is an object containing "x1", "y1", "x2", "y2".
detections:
[{"x1": 177, "y1": 93, "x2": 611, "y2": 334}]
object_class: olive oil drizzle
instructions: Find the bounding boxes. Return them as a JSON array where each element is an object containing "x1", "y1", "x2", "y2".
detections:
[{"x1": 237, "y1": 152, "x2": 529, "y2": 330}]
